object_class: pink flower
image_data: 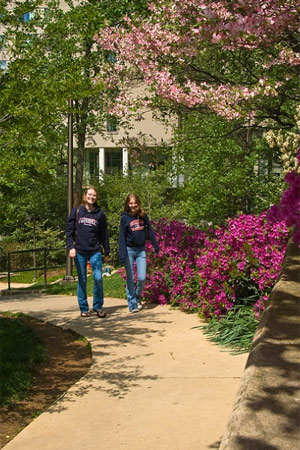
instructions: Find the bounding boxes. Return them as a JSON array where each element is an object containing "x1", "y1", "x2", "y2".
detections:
[
  {"x1": 142, "y1": 213, "x2": 288, "y2": 319},
  {"x1": 267, "y1": 157, "x2": 300, "y2": 245}
]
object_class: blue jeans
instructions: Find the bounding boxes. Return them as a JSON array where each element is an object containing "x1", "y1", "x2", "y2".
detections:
[
  {"x1": 125, "y1": 246, "x2": 147, "y2": 311},
  {"x1": 75, "y1": 251, "x2": 103, "y2": 313}
]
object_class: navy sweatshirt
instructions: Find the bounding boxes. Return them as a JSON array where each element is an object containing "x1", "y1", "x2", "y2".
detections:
[
  {"x1": 66, "y1": 205, "x2": 110, "y2": 255},
  {"x1": 118, "y1": 212, "x2": 159, "y2": 263}
]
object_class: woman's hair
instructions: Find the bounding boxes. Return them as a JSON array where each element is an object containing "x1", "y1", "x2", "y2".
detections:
[
  {"x1": 124, "y1": 193, "x2": 145, "y2": 217},
  {"x1": 82, "y1": 185, "x2": 98, "y2": 206}
]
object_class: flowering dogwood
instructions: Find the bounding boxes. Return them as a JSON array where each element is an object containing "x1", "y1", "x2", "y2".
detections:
[
  {"x1": 95, "y1": 0, "x2": 299, "y2": 123},
  {"x1": 102, "y1": 1, "x2": 298, "y2": 323}
]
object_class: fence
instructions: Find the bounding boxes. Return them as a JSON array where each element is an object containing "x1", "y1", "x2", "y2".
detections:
[{"x1": 6, "y1": 247, "x2": 66, "y2": 290}]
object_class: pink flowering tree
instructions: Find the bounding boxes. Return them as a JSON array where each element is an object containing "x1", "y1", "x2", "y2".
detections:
[
  {"x1": 95, "y1": 0, "x2": 299, "y2": 128},
  {"x1": 105, "y1": 2, "x2": 297, "y2": 334},
  {"x1": 95, "y1": 0, "x2": 300, "y2": 243}
]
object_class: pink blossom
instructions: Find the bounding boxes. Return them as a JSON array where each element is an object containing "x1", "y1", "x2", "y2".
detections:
[
  {"x1": 94, "y1": 0, "x2": 299, "y2": 120},
  {"x1": 142, "y1": 213, "x2": 288, "y2": 320},
  {"x1": 267, "y1": 150, "x2": 300, "y2": 245}
]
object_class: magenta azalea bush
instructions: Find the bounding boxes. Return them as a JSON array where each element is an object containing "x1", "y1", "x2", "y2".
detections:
[
  {"x1": 141, "y1": 212, "x2": 288, "y2": 319},
  {"x1": 268, "y1": 149, "x2": 300, "y2": 245}
]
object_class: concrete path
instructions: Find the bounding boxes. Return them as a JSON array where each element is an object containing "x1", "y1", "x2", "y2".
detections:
[
  {"x1": 0, "y1": 282, "x2": 35, "y2": 289},
  {"x1": 0, "y1": 295, "x2": 248, "y2": 450}
]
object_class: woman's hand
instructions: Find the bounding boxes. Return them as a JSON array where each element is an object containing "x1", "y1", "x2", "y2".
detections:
[{"x1": 69, "y1": 248, "x2": 76, "y2": 258}]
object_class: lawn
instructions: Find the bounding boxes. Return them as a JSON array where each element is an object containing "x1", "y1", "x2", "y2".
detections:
[{"x1": 2, "y1": 270, "x2": 126, "y2": 299}]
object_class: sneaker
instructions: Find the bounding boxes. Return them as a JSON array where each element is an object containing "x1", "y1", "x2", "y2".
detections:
[
  {"x1": 137, "y1": 303, "x2": 143, "y2": 310},
  {"x1": 130, "y1": 308, "x2": 139, "y2": 313}
]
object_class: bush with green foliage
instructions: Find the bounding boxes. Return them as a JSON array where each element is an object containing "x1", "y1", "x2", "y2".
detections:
[{"x1": 173, "y1": 112, "x2": 283, "y2": 226}]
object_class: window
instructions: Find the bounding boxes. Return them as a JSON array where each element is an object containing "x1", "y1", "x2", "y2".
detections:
[
  {"x1": 88, "y1": 150, "x2": 99, "y2": 177},
  {"x1": 256, "y1": 157, "x2": 282, "y2": 178},
  {"x1": 106, "y1": 116, "x2": 118, "y2": 133},
  {"x1": 138, "y1": 150, "x2": 167, "y2": 172},
  {"x1": 0, "y1": 60, "x2": 7, "y2": 71},
  {"x1": 105, "y1": 149, "x2": 122, "y2": 174},
  {"x1": 20, "y1": 12, "x2": 34, "y2": 22}
]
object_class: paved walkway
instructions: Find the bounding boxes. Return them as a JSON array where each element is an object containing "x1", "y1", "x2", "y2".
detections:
[
  {"x1": 0, "y1": 295, "x2": 248, "y2": 450},
  {"x1": 0, "y1": 282, "x2": 35, "y2": 289}
]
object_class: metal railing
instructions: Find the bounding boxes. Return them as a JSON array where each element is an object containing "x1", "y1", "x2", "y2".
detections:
[{"x1": 7, "y1": 247, "x2": 66, "y2": 290}]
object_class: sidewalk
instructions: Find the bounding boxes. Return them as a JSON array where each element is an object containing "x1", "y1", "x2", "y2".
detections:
[
  {"x1": 0, "y1": 282, "x2": 35, "y2": 290},
  {"x1": 0, "y1": 295, "x2": 248, "y2": 450}
]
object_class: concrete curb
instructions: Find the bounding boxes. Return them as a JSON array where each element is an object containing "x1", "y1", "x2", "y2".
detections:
[{"x1": 0, "y1": 290, "x2": 46, "y2": 297}]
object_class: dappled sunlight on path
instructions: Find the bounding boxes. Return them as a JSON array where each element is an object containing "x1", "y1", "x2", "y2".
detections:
[{"x1": 1, "y1": 295, "x2": 248, "y2": 450}]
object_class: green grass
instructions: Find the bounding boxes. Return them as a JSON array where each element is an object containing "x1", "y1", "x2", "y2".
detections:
[
  {"x1": 198, "y1": 306, "x2": 259, "y2": 354},
  {"x1": 101, "y1": 273, "x2": 126, "y2": 299},
  {"x1": 1, "y1": 268, "x2": 72, "y2": 284},
  {"x1": 21, "y1": 271, "x2": 126, "y2": 299},
  {"x1": 2, "y1": 267, "x2": 126, "y2": 299},
  {"x1": 0, "y1": 313, "x2": 48, "y2": 406},
  {"x1": 1, "y1": 271, "x2": 39, "y2": 283}
]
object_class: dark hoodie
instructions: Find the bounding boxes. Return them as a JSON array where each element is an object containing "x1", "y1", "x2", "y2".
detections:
[
  {"x1": 66, "y1": 205, "x2": 110, "y2": 255},
  {"x1": 118, "y1": 212, "x2": 159, "y2": 263}
]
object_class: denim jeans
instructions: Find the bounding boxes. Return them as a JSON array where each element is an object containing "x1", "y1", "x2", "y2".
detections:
[
  {"x1": 75, "y1": 251, "x2": 103, "y2": 312},
  {"x1": 125, "y1": 246, "x2": 147, "y2": 311}
]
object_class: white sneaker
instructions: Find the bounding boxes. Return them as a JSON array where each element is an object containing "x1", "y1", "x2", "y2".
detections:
[
  {"x1": 137, "y1": 303, "x2": 143, "y2": 310},
  {"x1": 130, "y1": 308, "x2": 139, "y2": 313}
]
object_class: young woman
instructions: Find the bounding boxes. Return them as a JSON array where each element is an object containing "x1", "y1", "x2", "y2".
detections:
[
  {"x1": 66, "y1": 186, "x2": 110, "y2": 318},
  {"x1": 119, "y1": 193, "x2": 159, "y2": 313}
]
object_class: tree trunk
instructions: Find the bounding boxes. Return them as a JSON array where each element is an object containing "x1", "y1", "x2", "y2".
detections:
[
  {"x1": 73, "y1": 41, "x2": 93, "y2": 205},
  {"x1": 74, "y1": 97, "x2": 89, "y2": 205}
]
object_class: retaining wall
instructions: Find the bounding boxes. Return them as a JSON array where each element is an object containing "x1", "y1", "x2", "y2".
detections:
[{"x1": 219, "y1": 239, "x2": 300, "y2": 450}]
